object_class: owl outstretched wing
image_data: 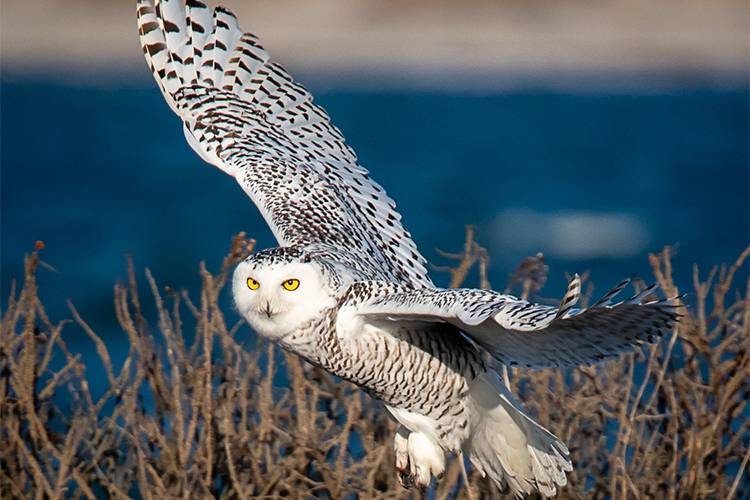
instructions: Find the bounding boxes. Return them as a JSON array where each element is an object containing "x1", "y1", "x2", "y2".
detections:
[
  {"x1": 349, "y1": 277, "x2": 680, "y2": 369},
  {"x1": 137, "y1": 0, "x2": 431, "y2": 286}
]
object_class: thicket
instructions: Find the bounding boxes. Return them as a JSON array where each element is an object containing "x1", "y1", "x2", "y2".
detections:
[{"x1": 1, "y1": 230, "x2": 748, "y2": 499}]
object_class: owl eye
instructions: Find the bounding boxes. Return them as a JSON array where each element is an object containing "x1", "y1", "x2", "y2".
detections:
[
  {"x1": 283, "y1": 279, "x2": 300, "y2": 291},
  {"x1": 247, "y1": 277, "x2": 260, "y2": 290}
]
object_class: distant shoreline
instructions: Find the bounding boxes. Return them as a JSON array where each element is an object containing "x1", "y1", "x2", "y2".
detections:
[{"x1": 2, "y1": 61, "x2": 746, "y2": 95}]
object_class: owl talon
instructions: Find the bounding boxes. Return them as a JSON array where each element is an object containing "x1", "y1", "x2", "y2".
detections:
[
  {"x1": 396, "y1": 466, "x2": 412, "y2": 489},
  {"x1": 395, "y1": 426, "x2": 412, "y2": 488}
]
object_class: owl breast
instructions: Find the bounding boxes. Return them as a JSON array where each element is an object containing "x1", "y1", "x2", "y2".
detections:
[{"x1": 312, "y1": 311, "x2": 489, "y2": 450}]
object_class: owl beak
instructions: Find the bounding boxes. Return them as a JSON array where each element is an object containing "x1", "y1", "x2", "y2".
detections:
[{"x1": 264, "y1": 301, "x2": 274, "y2": 319}]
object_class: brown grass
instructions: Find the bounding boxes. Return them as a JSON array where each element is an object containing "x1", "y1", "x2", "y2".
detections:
[{"x1": 1, "y1": 230, "x2": 748, "y2": 499}]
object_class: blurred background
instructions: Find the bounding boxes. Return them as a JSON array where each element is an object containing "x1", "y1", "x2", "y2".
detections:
[{"x1": 1, "y1": 0, "x2": 748, "y2": 376}]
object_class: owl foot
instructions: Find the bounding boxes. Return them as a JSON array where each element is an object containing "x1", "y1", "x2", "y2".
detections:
[
  {"x1": 396, "y1": 464, "x2": 412, "y2": 489},
  {"x1": 393, "y1": 426, "x2": 445, "y2": 491},
  {"x1": 394, "y1": 427, "x2": 412, "y2": 489}
]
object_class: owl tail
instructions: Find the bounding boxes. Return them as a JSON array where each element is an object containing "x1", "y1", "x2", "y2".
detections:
[{"x1": 466, "y1": 372, "x2": 572, "y2": 497}]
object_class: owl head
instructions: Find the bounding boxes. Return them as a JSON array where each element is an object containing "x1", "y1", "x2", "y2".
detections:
[{"x1": 232, "y1": 247, "x2": 338, "y2": 341}]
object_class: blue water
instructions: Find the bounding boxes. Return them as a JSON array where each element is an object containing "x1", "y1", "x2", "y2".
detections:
[{"x1": 1, "y1": 73, "x2": 748, "y2": 391}]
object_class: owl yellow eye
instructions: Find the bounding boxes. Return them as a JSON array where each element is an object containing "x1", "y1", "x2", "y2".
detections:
[
  {"x1": 247, "y1": 277, "x2": 260, "y2": 290},
  {"x1": 283, "y1": 279, "x2": 300, "y2": 291}
]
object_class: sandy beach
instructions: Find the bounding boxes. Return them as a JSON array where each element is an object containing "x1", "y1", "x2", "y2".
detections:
[{"x1": 2, "y1": 0, "x2": 748, "y2": 89}]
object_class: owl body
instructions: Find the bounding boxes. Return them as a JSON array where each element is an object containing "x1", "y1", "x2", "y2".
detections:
[{"x1": 233, "y1": 246, "x2": 482, "y2": 460}]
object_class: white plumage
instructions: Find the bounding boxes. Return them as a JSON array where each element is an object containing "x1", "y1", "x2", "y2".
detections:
[{"x1": 137, "y1": 1, "x2": 680, "y2": 495}]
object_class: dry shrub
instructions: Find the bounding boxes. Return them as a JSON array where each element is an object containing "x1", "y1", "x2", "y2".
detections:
[
  {"x1": 1, "y1": 230, "x2": 748, "y2": 499},
  {"x1": 478, "y1": 244, "x2": 750, "y2": 500}
]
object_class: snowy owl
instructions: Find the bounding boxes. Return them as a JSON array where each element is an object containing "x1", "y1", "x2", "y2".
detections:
[{"x1": 137, "y1": 0, "x2": 679, "y2": 495}]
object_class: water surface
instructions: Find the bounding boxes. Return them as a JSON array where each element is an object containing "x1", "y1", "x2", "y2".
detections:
[{"x1": 1, "y1": 75, "x2": 748, "y2": 378}]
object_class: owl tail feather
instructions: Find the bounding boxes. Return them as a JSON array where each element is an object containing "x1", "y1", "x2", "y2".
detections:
[{"x1": 466, "y1": 372, "x2": 572, "y2": 498}]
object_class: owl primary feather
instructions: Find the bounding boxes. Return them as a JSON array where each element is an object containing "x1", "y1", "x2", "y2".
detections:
[{"x1": 137, "y1": 1, "x2": 679, "y2": 495}]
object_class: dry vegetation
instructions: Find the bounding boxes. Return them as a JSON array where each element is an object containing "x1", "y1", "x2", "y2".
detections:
[{"x1": 1, "y1": 230, "x2": 748, "y2": 499}]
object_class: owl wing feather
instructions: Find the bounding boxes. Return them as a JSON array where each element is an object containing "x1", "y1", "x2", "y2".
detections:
[
  {"x1": 352, "y1": 278, "x2": 681, "y2": 369},
  {"x1": 137, "y1": 0, "x2": 432, "y2": 286}
]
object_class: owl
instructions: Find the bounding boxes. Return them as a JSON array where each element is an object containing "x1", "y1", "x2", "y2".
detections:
[{"x1": 137, "y1": 0, "x2": 680, "y2": 495}]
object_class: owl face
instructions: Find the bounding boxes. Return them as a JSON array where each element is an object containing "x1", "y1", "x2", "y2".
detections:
[{"x1": 232, "y1": 249, "x2": 336, "y2": 342}]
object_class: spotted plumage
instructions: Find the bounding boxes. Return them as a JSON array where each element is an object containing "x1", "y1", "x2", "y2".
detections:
[
  {"x1": 138, "y1": 1, "x2": 680, "y2": 496},
  {"x1": 138, "y1": 0, "x2": 430, "y2": 287}
]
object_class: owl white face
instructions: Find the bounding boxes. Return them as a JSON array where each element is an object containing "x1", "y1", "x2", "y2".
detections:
[{"x1": 232, "y1": 256, "x2": 335, "y2": 342}]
